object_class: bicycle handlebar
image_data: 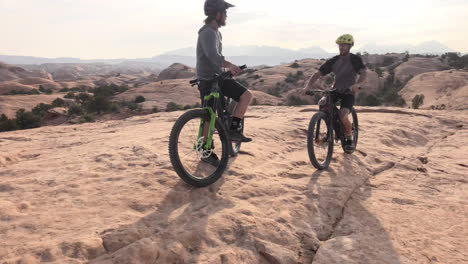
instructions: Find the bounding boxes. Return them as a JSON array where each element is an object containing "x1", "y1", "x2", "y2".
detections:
[
  {"x1": 189, "y1": 65, "x2": 247, "y2": 86},
  {"x1": 305, "y1": 89, "x2": 338, "y2": 96}
]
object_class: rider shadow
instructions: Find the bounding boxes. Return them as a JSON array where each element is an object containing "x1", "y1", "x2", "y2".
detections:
[
  {"x1": 98, "y1": 176, "x2": 235, "y2": 263},
  {"x1": 306, "y1": 154, "x2": 404, "y2": 263}
]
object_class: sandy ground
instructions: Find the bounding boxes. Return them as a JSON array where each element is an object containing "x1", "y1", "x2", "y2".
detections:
[{"x1": 0, "y1": 106, "x2": 466, "y2": 263}]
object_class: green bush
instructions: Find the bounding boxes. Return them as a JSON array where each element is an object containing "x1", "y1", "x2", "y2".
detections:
[
  {"x1": 126, "y1": 102, "x2": 139, "y2": 111},
  {"x1": 135, "y1": 95, "x2": 146, "y2": 103},
  {"x1": 75, "y1": 93, "x2": 93, "y2": 104},
  {"x1": 15, "y1": 109, "x2": 41, "y2": 129},
  {"x1": 68, "y1": 105, "x2": 84, "y2": 116},
  {"x1": 443, "y1": 52, "x2": 468, "y2": 69},
  {"x1": 82, "y1": 114, "x2": 95, "y2": 123},
  {"x1": 90, "y1": 84, "x2": 128, "y2": 97},
  {"x1": 287, "y1": 95, "x2": 309, "y2": 106},
  {"x1": 64, "y1": 92, "x2": 75, "y2": 99},
  {"x1": 32, "y1": 103, "x2": 53, "y2": 117},
  {"x1": 267, "y1": 86, "x2": 282, "y2": 97},
  {"x1": 109, "y1": 103, "x2": 120, "y2": 113},
  {"x1": 290, "y1": 62, "x2": 300, "y2": 68},
  {"x1": 182, "y1": 103, "x2": 202, "y2": 110},
  {"x1": 166, "y1": 102, "x2": 184, "y2": 112},
  {"x1": 0, "y1": 114, "x2": 19, "y2": 132},
  {"x1": 358, "y1": 94, "x2": 382, "y2": 106},
  {"x1": 382, "y1": 56, "x2": 395, "y2": 67},
  {"x1": 52, "y1": 98, "x2": 65, "y2": 107},
  {"x1": 251, "y1": 98, "x2": 259, "y2": 106},
  {"x1": 6, "y1": 89, "x2": 40, "y2": 95},
  {"x1": 39, "y1": 85, "x2": 53, "y2": 94},
  {"x1": 87, "y1": 96, "x2": 111, "y2": 114},
  {"x1": 59, "y1": 88, "x2": 70, "y2": 92},
  {"x1": 152, "y1": 106, "x2": 159, "y2": 113},
  {"x1": 412, "y1": 94, "x2": 425, "y2": 109}
]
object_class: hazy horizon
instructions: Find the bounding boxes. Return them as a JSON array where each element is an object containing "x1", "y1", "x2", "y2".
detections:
[{"x1": 1, "y1": 0, "x2": 467, "y2": 59}]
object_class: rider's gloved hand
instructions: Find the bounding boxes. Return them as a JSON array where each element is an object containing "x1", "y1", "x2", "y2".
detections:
[{"x1": 227, "y1": 62, "x2": 242, "y2": 76}]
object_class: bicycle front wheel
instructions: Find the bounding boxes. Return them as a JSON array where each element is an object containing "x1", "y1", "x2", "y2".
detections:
[
  {"x1": 168, "y1": 109, "x2": 229, "y2": 187},
  {"x1": 307, "y1": 111, "x2": 334, "y2": 170}
]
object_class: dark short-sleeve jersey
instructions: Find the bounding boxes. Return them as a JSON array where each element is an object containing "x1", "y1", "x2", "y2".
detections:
[{"x1": 319, "y1": 53, "x2": 366, "y2": 94}]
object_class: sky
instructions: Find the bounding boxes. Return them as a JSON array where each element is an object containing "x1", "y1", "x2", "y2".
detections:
[{"x1": 1, "y1": 0, "x2": 467, "y2": 59}]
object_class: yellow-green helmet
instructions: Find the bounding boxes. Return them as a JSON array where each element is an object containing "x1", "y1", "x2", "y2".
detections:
[{"x1": 336, "y1": 34, "x2": 354, "y2": 45}]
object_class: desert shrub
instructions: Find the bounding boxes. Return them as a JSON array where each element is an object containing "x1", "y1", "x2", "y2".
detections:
[
  {"x1": 0, "y1": 114, "x2": 19, "y2": 132},
  {"x1": 64, "y1": 92, "x2": 75, "y2": 99},
  {"x1": 287, "y1": 95, "x2": 309, "y2": 106},
  {"x1": 285, "y1": 71, "x2": 305, "y2": 84},
  {"x1": 251, "y1": 98, "x2": 259, "y2": 105},
  {"x1": 51, "y1": 98, "x2": 65, "y2": 107},
  {"x1": 68, "y1": 105, "x2": 84, "y2": 116},
  {"x1": 15, "y1": 109, "x2": 41, "y2": 129},
  {"x1": 90, "y1": 84, "x2": 128, "y2": 97},
  {"x1": 166, "y1": 102, "x2": 184, "y2": 112},
  {"x1": 382, "y1": 56, "x2": 395, "y2": 67},
  {"x1": 135, "y1": 95, "x2": 146, "y2": 103},
  {"x1": 75, "y1": 93, "x2": 93, "y2": 104},
  {"x1": 32, "y1": 103, "x2": 53, "y2": 117},
  {"x1": 412, "y1": 94, "x2": 425, "y2": 109},
  {"x1": 87, "y1": 96, "x2": 111, "y2": 114},
  {"x1": 267, "y1": 86, "x2": 282, "y2": 97},
  {"x1": 290, "y1": 62, "x2": 300, "y2": 68},
  {"x1": 82, "y1": 114, "x2": 95, "y2": 123},
  {"x1": 442, "y1": 52, "x2": 468, "y2": 69},
  {"x1": 358, "y1": 94, "x2": 382, "y2": 106},
  {"x1": 6, "y1": 89, "x2": 40, "y2": 95},
  {"x1": 152, "y1": 106, "x2": 159, "y2": 113},
  {"x1": 39, "y1": 85, "x2": 53, "y2": 94}
]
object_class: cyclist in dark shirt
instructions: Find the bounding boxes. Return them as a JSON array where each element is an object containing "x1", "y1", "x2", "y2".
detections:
[{"x1": 304, "y1": 34, "x2": 367, "y2": 152}]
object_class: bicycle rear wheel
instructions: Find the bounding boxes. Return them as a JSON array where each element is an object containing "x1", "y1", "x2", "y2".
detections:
[
  {"x1": 168, "y1": 109, "x2": 229, "y2": 187},
  {"x1": 307, "y1": 111, "x2": 334, "y2": 170}
]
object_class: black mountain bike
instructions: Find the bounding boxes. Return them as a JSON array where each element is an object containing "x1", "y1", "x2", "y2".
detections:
[
  {"x1": 168, "y1": 65, "x2": 247, "y2": 187},
  {"x1": 305, "y1": 90, "x2": 359, "y2": 170}
]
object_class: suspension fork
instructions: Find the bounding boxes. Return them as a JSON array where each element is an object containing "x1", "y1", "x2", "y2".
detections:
[{"x1": 197, "y1": 92, "x2": 220, "y2": 150}]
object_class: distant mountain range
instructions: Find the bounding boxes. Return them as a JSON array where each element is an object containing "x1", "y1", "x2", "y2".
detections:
[
  {"x1": 0, "y1": 41, "x2": 456, "y2": 68},
  {"x1": 356, "y1": 41, "x2": 454, "y2": 54}
]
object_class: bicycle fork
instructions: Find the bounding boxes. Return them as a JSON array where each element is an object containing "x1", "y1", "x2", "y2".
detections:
[{"x1": 196, "y1": 92, "x2": 220, "y2": 150}]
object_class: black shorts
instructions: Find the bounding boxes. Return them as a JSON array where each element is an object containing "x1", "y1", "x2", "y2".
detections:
[
  {"x1": 198, "y1": 79, "x2": 247, "y2": 103},
  {"x1": 333, "y1": 93, "x2": 355, "y2": 110}
]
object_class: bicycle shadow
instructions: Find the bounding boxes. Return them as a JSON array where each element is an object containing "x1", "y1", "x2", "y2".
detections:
[
  {"x1": 306, "y1": 153, "x2": 404, "y2": 263},
  {"x1": 94, "y1": 176, "x2": 235, "y2": 263}
]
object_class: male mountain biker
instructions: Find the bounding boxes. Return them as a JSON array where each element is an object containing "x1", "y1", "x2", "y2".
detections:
[
  {"x1": 196, "y1": 0, "x2": 253, "y2": 166},
  {"x1": 304, "y1": 34, "x2": 367, "y2": 152}
]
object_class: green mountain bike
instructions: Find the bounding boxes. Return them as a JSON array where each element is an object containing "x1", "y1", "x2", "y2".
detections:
[{"x1": 168, "y1": 65, "x2": 247, "y2": 187}]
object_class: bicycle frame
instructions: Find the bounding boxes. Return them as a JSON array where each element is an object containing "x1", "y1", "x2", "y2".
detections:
[
  {"x1": 197, "y1": 90, "x2": 220, "y2": 150},
  {"x1": 313, "y1": 91, "x2": 346, "y2": 141}
]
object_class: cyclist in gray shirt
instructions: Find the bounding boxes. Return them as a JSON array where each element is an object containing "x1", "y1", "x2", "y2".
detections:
[{"x1": 196, "y1": 0, "x2": 253, "y2": 145}]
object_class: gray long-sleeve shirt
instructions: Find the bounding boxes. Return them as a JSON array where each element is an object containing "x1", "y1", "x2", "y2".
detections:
[{"x1": 196, "y1": 24, "x2": 225, "y2": 80}]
